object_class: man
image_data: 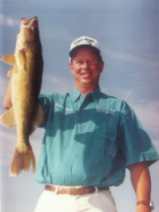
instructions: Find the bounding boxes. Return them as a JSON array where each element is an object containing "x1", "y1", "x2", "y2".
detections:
[{"x1": 3, "y1": 36, "x2": 159, "y2": 212}]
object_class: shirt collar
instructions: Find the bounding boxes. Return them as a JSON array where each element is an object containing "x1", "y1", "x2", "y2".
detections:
[
  {"x1": 70, "y1": 86, "x2": 101, "y2": 102},
  {"x1": 70, "y1": 89, "x2": 81, "y2": 102}
]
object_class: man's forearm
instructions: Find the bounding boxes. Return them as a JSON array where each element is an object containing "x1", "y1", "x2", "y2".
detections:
[{"x1": 129, "y1": 162, "x2": 152, "y2": 212}]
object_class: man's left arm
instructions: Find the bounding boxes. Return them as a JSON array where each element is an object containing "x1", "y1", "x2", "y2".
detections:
[{"x1": 128, "y1": 162, "x2": 152, "y2": 212}]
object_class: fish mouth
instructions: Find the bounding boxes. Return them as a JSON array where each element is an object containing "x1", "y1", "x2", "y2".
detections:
[
  {"x1": 20, "y1": 16, "x2": 38, "y2": 30},
  {"x1": 16, "y1": 17, "x2": 39, "y2": 47}
]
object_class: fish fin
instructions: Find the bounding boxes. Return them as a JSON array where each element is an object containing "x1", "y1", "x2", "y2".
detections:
[
  {"x1": 0, "y1": 108, "x2": 15, "y2": 128},
  {"x1": 0, "y1": 54, "x2": 15, "y2": 65},
  {"x1": 10, "y1": 144, "x2": 36, "y2": 176},
  {"x1": 16, "y1": 49, "x2": 27, "y2": 71},
  {"x1": 33, "y1": 104, "x2": 45, "y2": 127}
]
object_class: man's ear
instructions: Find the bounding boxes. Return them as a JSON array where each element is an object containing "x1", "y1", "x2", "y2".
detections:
[
  {"x1": 68, "y1": 60, "x2": 73, "y2": 73},
  {"x1": 99, "y1": 62, "x2": 104, "y2": 73}
]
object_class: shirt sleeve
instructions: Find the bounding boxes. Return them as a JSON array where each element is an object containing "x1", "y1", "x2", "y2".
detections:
[
  {"x1": 118, "y1": 101, "x2": 159, "y2": 167},
  {"x1": 38, "y1": 94, "x2": 53, "y2": 128}
]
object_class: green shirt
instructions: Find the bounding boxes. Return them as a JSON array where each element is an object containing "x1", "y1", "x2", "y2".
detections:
[{"x1": 35, "y1": 88, "x2": 159, "y2": 187}]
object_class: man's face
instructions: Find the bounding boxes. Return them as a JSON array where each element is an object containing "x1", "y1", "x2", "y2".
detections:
[{"x1": 69, "y1": 47, "x2": 104, "y2": 88}]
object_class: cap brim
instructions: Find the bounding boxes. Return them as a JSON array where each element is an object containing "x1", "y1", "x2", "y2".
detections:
[{"x1": 69, "y1": 45, "x2": 100, "y2": 57}]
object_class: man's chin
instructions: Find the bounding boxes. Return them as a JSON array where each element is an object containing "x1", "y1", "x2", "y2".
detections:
[
  {"x1": 80, "y1": 78, "x2": 92, "y2": 83},
  {"x1": 81, "y1": 80, "x2": 92, "y2": 85}
]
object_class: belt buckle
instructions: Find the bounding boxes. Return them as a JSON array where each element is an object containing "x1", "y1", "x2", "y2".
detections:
[
  {"x1": 94, "y1": 187, "x2": 98, "y2": 192},
  {"x1": 54, "y1": 186, "x2": 58, "y2": 193}
]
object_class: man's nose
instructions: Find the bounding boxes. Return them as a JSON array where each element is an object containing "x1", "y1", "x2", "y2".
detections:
[{"x1": 82, "y1": 61, "x2": 89, "y2": 68}]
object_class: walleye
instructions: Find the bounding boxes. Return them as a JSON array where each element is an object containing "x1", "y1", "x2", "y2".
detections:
[{"x1": 0, "y1": 17, "x2": 43, "y2": 175}]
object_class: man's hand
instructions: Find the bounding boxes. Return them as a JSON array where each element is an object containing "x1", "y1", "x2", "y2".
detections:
[
  {"x1": 136, "y1": 204, "x2": 151, "y2": 212},
  {"x1": 2, "y1": 68, "x2": 13, "y2": 110},
  {"x1": 3, "y1": 80, "x2": 12, "y2": 110}
]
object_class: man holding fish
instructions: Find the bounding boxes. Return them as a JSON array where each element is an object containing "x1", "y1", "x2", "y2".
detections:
[{"x1": 1, "y1": 17, "x2": 159, "y2": 212}]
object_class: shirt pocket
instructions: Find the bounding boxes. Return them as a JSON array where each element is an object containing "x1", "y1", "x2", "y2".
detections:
[
  {"x1": 104, "y1": 137, "x2": 118, "y2": 159},
  {"x1": 96, "y1": 110, "x2": 118, "y2": 137},
  {"x1": 95, "y1": 111, "x2": 119, "y2": 159}
]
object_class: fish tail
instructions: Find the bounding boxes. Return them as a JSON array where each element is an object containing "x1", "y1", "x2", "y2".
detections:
[{"x1": 10, "y1": 144, "x2": 36, "y2": 176}]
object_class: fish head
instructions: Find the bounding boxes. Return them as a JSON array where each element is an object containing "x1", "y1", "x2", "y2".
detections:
[{"x1": 16, "y1": 17, "x2": 39, "y2": 50}]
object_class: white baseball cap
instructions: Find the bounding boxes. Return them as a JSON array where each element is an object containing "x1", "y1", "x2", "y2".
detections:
[{"x1": 69, "y1": 36, "x2": 100, "y2": 56}]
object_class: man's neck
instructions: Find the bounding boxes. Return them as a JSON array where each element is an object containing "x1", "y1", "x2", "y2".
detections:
[{"x1": 75, "y1": 83, "x2": 98, "y2": 94}]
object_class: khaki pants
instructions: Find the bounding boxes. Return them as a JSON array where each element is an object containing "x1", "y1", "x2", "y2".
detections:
[{"x1": 34, "y1": 189, "x2": 117, "y2": 212}]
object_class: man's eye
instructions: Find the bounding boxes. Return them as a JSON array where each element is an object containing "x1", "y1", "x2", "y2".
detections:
[
  {"x1": 75, "y1": 60, "x2": 98, "y2": 65},
  {"x1": 76, "y1": 60, "x2": 83, "y2": 64}
]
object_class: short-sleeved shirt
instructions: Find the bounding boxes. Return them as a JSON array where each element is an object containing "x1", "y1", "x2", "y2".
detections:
[{"x1": 35, "y1": 88, "x2": 159, "y2": 187}]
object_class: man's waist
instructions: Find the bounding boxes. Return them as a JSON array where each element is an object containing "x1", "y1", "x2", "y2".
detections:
[{"x1": 45, "y1": 184, "x2": 109, "y2": 195}]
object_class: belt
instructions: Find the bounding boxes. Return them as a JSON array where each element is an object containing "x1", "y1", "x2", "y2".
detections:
[{"x1": 45, "y1": 185, "x2": 108, "y2": 195}]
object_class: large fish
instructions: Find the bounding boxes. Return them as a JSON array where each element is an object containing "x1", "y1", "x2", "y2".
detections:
[{"x1": 0, "y1": 17, "x2": 43, "y2": 175}]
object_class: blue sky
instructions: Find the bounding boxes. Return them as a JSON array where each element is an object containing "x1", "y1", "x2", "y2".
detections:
[{"x1": 0, "y1": 0, "x2": 159, "y2": 212}]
